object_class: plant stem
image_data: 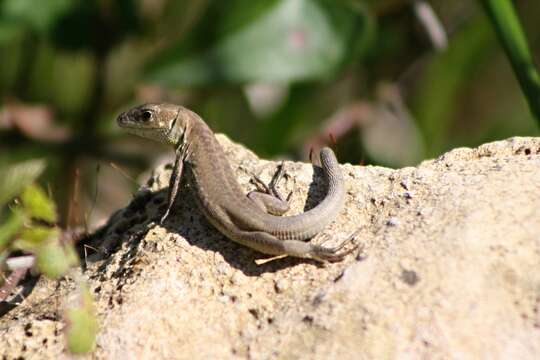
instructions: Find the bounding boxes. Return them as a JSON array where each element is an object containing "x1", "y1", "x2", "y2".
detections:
[{"x1": 481, "y1": 0, "x2": 540, "y2": 126}]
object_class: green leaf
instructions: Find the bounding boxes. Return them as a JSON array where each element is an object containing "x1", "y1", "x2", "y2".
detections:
[
  {"x1": 65, "y1": 285, "x2": 98, "y2": 354},
  {"x1": 0, "y1": 159, "x2": 46, "y2": 207},
  {"x1": 480, "y1": 0, "x2": 540, "y2": 125},
  {"x1": 20, "y1": 184, "x2": 58, "y2": 223},
  {"x1": 0, "y1": 0, "x2": 76, "y2": 33},
  {"x1": 0, "y1": 251, "x2": 7, "y2": 286},
  {"x1": 0, "y1": 209, "x2": 25, "y2": 251},
  {"x1": 145, "y1": 0, "x2": 368, "y2": 85},
  {"x1": 14, "y1": 226, "x2": 60, "y2": 251},
  {"x1": 0, "y1": 21, "x2": 23, "y2": 44},
  {"x1": 35, "y1": 240, "x2": 76, "y2": 279}
]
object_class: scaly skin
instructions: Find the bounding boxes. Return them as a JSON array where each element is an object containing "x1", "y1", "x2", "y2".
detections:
[{"x1": 117, "y1": 103, "x2": 358, "y2": 261}]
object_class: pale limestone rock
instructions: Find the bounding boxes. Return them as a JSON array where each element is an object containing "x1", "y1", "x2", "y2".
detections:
[{"x1": 1, "y1": 136, "x2": 540, "y2": 359}]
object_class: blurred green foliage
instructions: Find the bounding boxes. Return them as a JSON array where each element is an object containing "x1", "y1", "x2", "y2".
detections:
[
  {"x1": 0, "y1": 160, "x2": 96, "y2": 353},
  {"x1": 65, "y1": 283, "x2": 98, "y2": 354},
  {"x1": 1, "y1": 1, "x2": 538, "y2": 176},
  {"x1": 145, "y1": 0, "x2": 372, "y2": 85}
]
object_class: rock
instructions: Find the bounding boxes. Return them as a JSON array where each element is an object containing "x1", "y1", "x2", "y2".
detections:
[{"x1": 1, "y1": 136, "x2": 540, "y2": 359}]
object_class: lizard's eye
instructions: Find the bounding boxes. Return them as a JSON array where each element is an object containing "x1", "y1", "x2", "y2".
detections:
[{"x1": 141, "y1": 111, "x2": 152, "y2": 122}]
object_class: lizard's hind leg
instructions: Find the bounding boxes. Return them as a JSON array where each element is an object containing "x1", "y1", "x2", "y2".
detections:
[
  {"x1": 247, "y1": 162, "x2": 293, "y2": 215},
  {"x1": 235, "y1": 230, "x2": 359, "y2": 262}
]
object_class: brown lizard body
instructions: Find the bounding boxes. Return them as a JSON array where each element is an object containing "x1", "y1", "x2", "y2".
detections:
[{"x1": 117, "y1": 103, "x2": 358, "y2": 261}]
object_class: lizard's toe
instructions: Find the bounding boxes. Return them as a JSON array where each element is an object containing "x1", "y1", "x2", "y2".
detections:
[
  {"x1": 312, "y1": 242, "x2": 359, "y2": 262},
  {"x1": 311, "y1": 228, "x2": 363, "y2": 262}
]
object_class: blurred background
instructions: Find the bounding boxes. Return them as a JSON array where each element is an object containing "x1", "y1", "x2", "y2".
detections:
[{"x1": 0, "y1": 0, "x2": 539, "y2": 229}]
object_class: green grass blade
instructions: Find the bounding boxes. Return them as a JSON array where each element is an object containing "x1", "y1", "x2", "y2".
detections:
[{"x1": 481, "y1": 0, "x2": 540, "y2": 126}]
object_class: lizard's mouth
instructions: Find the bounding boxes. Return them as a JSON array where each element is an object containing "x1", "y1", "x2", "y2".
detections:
[{"x1": 117, "y1": 113, "x2": 161, "y2": 130}]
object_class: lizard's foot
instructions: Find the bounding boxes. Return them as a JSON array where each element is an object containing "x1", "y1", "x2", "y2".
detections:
[
  {"x1": 311, "y1": 228, "x2": 362, "y2": 262},
  {"x1": 249, "y1": 162, "x2": 293, "y2": 202},
  {"x1": 248, "y1": 162, "x2": 294, "y2": 215}
]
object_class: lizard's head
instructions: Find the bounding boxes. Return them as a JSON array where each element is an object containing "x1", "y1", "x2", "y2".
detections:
[{"x1": 117, "y1": 103, "x2": 190, "y2": 146}]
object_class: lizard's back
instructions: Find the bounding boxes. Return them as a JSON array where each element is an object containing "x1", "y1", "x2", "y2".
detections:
[{"x1": 186, "y1": 115, "x2": 345, "y2": 241}]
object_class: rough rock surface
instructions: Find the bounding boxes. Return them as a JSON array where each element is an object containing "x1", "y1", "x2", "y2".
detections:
[{"x1": 1, "y1": 135, "x2": 540, "y2": 359}]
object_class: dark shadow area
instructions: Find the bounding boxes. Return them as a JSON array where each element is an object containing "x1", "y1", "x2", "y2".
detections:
[
  {"x1": 84, "y1": 187, "x2": 162, "y2": 279},
  {"x1": 303, "y1": 163, "x2": 328, "y2": 213}
]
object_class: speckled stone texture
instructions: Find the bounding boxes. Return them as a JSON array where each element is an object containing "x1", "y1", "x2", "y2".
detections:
[{"x1": 1, "y1": 136, "x2": 540, "y2": 359}]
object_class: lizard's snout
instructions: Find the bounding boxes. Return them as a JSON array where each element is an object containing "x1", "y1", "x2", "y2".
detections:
[{"x1": 117, "y1": 112, "x2": 128, "y2": 127}]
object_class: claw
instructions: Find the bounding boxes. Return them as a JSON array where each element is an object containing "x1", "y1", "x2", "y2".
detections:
[
  {"x1": 268, "y1": 162, "x2": 286, "y2": 201},
  {"x1": 312, "y1": 227, "x2": 363, "y2": 262},
  {"x1": 250, "y1": 175, "x2": 271, "y2": 193},
  {"x1": 286, "y1": 190, "x2": 293, "y2": 202},
  {"x1": 314, "y1": 243, "x2": 360, "y2": 263},
  {"x1": 249, "y1": 162, "x2": 290, "y2": 202},
  {"x1": 269, "y1": 162, "x2": 285, "y2": 187}
]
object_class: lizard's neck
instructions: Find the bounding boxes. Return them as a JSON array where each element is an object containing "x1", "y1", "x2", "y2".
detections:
[
  {"x1": 172, "y1": 111, "x2": 214, "y2": 152},
  {"x1": 183, "y1": 113, "x2": 222, "y2": 160},
  {"x1": 167, "y1": 108, "x2": 201, "y2": 148}
]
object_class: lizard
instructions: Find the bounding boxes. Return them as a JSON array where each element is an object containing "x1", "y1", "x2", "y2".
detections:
[{"x1": 117, "y1": 103, "x2": 359, "y2": 262}]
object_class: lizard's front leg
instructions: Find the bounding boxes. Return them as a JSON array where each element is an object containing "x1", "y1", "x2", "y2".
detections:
[
  {"x1": 160, "y1": 151, "x2": 184, "y2": 224},
  {"x1": 161, "y1": 140, "x2": 191, "y2": 224}
]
